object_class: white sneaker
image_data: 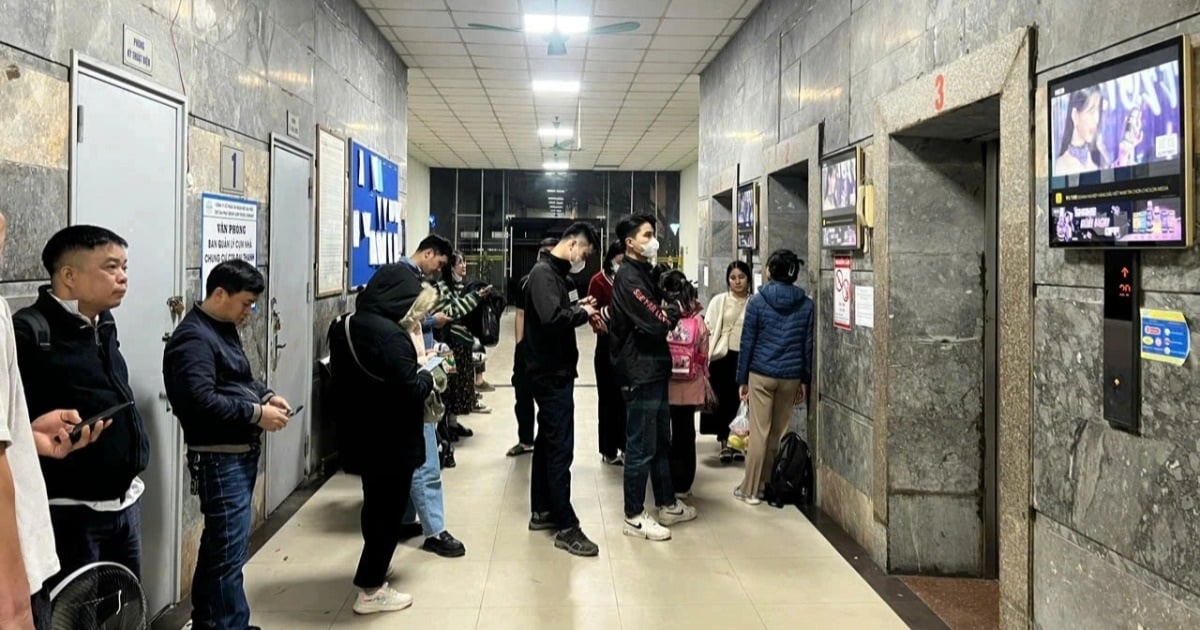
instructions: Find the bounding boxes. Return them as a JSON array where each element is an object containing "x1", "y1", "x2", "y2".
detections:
[
  {"x1": 623, "y1": 512, "x2": 672, "y2": 541},
  {"x1": 353, "y1": 583, "x2": 414, "y2": 615},
  {"x1": 658, "y1": 500, "x2": 698, "y2": 526},
  {"x1": 675, "y1": 490, "x2": 692, "y2": 500}
]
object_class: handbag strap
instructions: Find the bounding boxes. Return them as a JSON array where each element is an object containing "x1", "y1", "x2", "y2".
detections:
[{"x1": 343, "y1": 314, "x2": 385, "y2": 382}]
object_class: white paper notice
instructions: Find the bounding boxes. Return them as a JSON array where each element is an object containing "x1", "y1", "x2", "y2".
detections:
[
  {"x1": 368, "y1": 233, "x2": 380, "y2": 265},
  {"x1": 357, "y1": 150, "x2": 365, "y2": 187},
  {"x1": 833, "y1": 255, "x2": 852, "y2": 331},
  {"x1": 702, "y1": 265, "x2": 709, "y2": 287},
  {"x1": 855, "y1": 286, "x2": 874, "y2": 328},
  {"x1": 390, "y1": 233, "x2": 399, "y2": 262}
]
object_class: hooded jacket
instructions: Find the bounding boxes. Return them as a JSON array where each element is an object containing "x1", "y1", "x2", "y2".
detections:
[
  {"x1": 736, "y1": 281, "x2": 814, "y2": 384},
  {"x1": 327, "y1": 264, "x2": 434, "y2": 474}
]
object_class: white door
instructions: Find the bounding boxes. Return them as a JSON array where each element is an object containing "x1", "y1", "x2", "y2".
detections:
[
  {"x1": 266, "y1": 135, "x2": 314, "y2": 514},
  {"x1": 71, "y1": 55, "x2": 186, "y2": 617}
]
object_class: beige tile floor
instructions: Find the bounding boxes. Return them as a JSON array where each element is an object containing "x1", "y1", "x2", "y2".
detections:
[{"x1": 244, "y1": 314, "x2": 907, "y2": 629}]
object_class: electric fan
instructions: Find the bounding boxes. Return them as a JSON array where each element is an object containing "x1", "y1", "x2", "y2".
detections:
[
  {"x1": 467, "y1": 0, "x2": 639, "y2": 56},
  {"x1": 50, "y1": 561, "x2": 148, "y2": 630}
]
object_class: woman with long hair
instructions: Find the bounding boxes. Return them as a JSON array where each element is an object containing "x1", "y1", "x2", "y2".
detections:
[
  {"x1": 588, "y1": 240, "x2": 626, "y2": 465},
  {"x1": 700, "y1": 260, "x2": 752, "y2": 463},
  {"x1": 1055, "y1": 86, "x2": 1108, "y2": 176},
  {"x1": 735, "y1": 250, "x2": 814, "y2": 505},
  {"x1": 433, "y1": 252, "x2": 491, "y2": 437}
]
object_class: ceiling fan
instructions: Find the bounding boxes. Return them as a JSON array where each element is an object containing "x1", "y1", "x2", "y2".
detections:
[{"x1": 467, "y1": 0, "x2": 640, "y2": 56}]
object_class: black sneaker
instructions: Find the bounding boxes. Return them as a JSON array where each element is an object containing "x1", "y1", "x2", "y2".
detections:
[
  {"x1": 422, "y1": 531, "x2": 467, "y2": 558},
  {"x1": 554, "y1": 527, "x2": 599, "y2": 557},
  {"x1": 451, "y1": 423, "x2": 475, "y2": 437},
  {"x1": 528, "y1": 511, "x2": 556, "y2": 531},
  {"x1": 506, "y1": 443, "x2": 534, "y2": 457},
  {"x1": 398, "y1": 522, "x2": 424, "y2": 541},
  {"x1": 719, "y1": 446, "x2": 734, "y2": 464}
]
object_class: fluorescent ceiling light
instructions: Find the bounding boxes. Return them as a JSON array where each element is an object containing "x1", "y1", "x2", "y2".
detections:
[
  {"x1": 539, "y1": 127, "x2": 574, "y2": 138},
  {"x1": 532, "y1": 80, "x2": 580, "y2": 93},
  {"x1": 544, "y1": 161, "x2": 569, "y2": 171},
  {"x1": 524, "y1": 14, "x2": 590, "y2": 35}
]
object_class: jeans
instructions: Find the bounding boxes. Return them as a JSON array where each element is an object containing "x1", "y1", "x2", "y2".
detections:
[
  {"x1": 187, "y1": 450, "x2": 258, "y2": 630},
  {"x1": 594, "y1": 335, "x2": 626, "y2": 458},
  {"x1": 529, "y1": 376, "x2": 579, "y2": 531},
  {"x1": 403, "y1": 423, "x2": 445, "y2": 537},
  {"x1": 47, "y1": 498, "x2": 143, "y2": 590},
  {"x1": 669, "y1": 405, "x2": 697, "y2": 494},
  {"x1": 512, "y1": 343, "x2": 535, "y2": 445},
  {"x1": 355, "y1": 466, "x2": 418, "y2": 589},
  {"x1": 622, "y1": 380, "x2": 676, "y2": 518}
]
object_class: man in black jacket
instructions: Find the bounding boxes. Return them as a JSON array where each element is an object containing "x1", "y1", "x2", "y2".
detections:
[
  {"x1": 327, "y1": 263, "x2": 438, "y2": 615},
  {"x1": 506, "y1": 237, "x2": 557, "y2": 458},
  {"x1": 14, "y1": 225, "x2": 150, "y2": 588},
  {"x1": 604, "y1": 214, "x2": 697, "y2": 543},
  {"x1": 163, "y1": 260, "x2": 290, "y2": 630},
  {"x1": 523, "y1": 223, "x2": 600, "y2": 556}
]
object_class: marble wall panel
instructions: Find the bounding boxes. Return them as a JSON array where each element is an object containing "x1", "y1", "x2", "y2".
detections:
[{"x1": 888, "y1": 492, "x2": 982, "y2": 575}]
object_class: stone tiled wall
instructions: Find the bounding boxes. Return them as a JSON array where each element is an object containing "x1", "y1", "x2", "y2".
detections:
[
  {"x1": 701, "y1": 0, "x2": 1200, "y2": 627},
  {"x1": 0, "y1": 0, "x2": 407, "y2": 598}
]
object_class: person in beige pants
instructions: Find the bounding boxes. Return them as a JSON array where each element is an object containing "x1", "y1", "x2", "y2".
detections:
[{"x1": 733, "y1": 250, "x2": 814, "y2": 505}]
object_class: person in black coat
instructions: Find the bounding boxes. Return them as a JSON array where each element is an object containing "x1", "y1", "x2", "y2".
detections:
[{"x1": 327, "y1": 264, "x2": 437, "y2": 616}]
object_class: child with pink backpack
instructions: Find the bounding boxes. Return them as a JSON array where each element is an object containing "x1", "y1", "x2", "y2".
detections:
[{"x1": 661, "y1": 269, "x2": 711, "y2": 499}]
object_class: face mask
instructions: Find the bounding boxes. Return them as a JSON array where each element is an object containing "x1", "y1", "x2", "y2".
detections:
[
  {"x1": 570, "y1": 258, "x2": 586, "y2": 274},
  {"x1": 611, "y1": 263, "x2": 620, "y2": 276},
  {"x1": 641, "y1": 237, "x2": 660, "y2": 259},
  {"x1": 452, "y1": 273, "x2": 463, "y2": 283}
]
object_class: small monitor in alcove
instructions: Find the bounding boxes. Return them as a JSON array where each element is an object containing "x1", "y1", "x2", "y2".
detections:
[
  {"x1": 1048, "y1": 35, "x2": 1194, "y2": 249},
  {"x1": 736, "y1": 184, "x2": 755, "y2": 249},
  {"x1": 820, "y1": 146, "x2": 862, "y2": 250}
]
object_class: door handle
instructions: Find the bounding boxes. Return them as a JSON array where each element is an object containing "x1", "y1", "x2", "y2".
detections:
[{"x1": 275, "y1": 342, "x2": 288, "y2": 350}]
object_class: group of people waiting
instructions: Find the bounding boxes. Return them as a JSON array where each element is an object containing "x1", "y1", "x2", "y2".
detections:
[{"x1": 0, "y1": 217, "x2": 294, "y2": 630}]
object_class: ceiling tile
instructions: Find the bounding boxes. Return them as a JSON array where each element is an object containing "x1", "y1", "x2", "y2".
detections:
[
  {"x1": 476, "y1": 56, "x2": 529, "y2": 69},
  {"x1": 665, "y1": 0, "x2": 740, "y2": 19},
  {"x1": 643, "y1": 48, "x2": 704, "y2": 63},
  {"x1": 378, "y1": 10, "x2": 456, "y2": 28},
  {"x1": 594, "y1": 0, "x2": 670, "y2": 17},
  {"x1": 406, "y1": 41, "x2": 469, "y2": 56},
  {"x1": 445, "y1": 0, "x2": 519, "y2": 11},
  {"x1": 460, "y1": 29, "x2": 525, "y2": 45},
  {"x1": 430, "y1": 77, "x2": 483, "y2": 89},
  {"x1": 467, "y1": 44, "x2": 526, "y2": 58},
  {"x1": 452, "y1": 12, "x2": 522, "y2": 29},
  {"x1": 411, "y1": 55, "x2": 475, "y2": 68},
  {"x1": 423, "y1": 67, "x2": 478, "y2": 79},
  {"x1": 656, "y1": 19, "x2": 727, "y2": 36},
  {"x1": 736, "y1": 0, "x2": 761, "y2": 18},
  {"x1": 587, "y1": 47, "x2": 645, "y2": 62},
  {"x1": 721, "y1": 19, "x2": 744, "y2": 36},
  {"x1": 588, "y1": 34, "x2": 653, "y2": 49},
  {"x1": 585, "y1": 60, "x2": 640, "y2": 73},
  {"x1": 393, "y1": 26, "x2": 462, "y2": 42},
  {"x1": 529, "y1": 58, "x2": 584, "y2": 73},
  {"x1": 373, "y1": 0, "x2": 446, "y2": 9},
  {"x1": 650, "y1": 35, "x2": 715, "y2": 50}
]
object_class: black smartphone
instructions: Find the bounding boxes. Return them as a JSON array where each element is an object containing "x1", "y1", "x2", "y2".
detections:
[
  {"x1": 287, "y1": 405, "x2": 305, "y2": 417},
  {"x1": 69, "y1": 401, "x2": 134, "y2": 442}
]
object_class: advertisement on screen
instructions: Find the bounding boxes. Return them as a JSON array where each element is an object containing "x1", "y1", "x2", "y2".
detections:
[
  {"x1": 737, "y1": 184, "x2": 755, "y2": 249},
  {"x1": 821, "y1": 147, "x2": 862, "y2": 250},
  {"x1": 1048, "y1": 36, "x2": 1193, "y2": 249}
]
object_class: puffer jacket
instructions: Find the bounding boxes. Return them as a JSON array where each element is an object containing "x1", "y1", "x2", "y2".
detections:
[{"x1": 736, "y1": 281, "x2": 814, "y2": 384}]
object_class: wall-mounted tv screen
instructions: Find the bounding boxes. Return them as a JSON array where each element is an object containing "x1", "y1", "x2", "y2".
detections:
[
  {"x1": 1048, "y1": 35, "x2": 1193, "y2": 249},
  {"x1": 821, "y1": 147, "x2": 862, "y2": 250},
  {"x1": 737, "y1": 184, "x2": 755, "y2": 249}
]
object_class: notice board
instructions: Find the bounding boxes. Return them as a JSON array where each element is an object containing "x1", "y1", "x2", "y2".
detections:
[
  {"x1": 315, "y1": 127, "x2": 347, "y2": 296},
  {"x1": 348, "y1": 139, "x2": 404, "y2": 289}
]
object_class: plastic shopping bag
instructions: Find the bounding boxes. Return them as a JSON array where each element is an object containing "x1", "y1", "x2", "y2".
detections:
[{"x1": 729, "y1": 402, "x2": 751, "y2": 437}]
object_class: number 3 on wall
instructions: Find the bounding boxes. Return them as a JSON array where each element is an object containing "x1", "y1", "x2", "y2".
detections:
[{"x1": 934, "y1": 74, "x2": 945, "y2": 111}]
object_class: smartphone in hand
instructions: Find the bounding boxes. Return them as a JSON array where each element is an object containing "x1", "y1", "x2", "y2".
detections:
[{"x1": 70, "y1": 401, "x2": 134, "y2": 442}]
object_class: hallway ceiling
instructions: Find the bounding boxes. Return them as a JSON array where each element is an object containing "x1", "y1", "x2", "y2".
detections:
[{"x1": 355, "y1": 0, "x2": 758, "y2": 171}]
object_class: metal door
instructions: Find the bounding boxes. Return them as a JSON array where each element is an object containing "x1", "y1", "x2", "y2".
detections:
[
  {"x1": 265, "y1": 135, "x2": 314, "y2": 514},
  {"x1": 70, "y1": 54, "x2": 187, "y2": 617}
]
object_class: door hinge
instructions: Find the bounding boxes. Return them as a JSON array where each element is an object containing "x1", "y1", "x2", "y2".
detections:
[
  {"x1": 76, "y1": 105, "x2": 84, "y2": 143},
  {"x1": 303, "y1": 434, "x2": 310, "y2": 457},
  {"x1": 306, "y1": 280, "x2": 312, "y2": 303},
  {"x1": 307, "y1": 177, "x2": 314, "y2": 199}
]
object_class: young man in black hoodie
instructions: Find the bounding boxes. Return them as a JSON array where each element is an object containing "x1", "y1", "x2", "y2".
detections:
[
  {"x1": 602, "y1": 214, "x2": 698, "y2": 542},
  {"x1": 506, "y1": 237, "x2": 557, "y2": 458},
  {"x1": 163, "y1": 260, "x2": 290, "y2": 630},
  {"x1": 14, "y1": 225, "x2": 150, "y2": 589},
  {"x1": 523, "y1": 223, "x2": 601, "y2": 556}
]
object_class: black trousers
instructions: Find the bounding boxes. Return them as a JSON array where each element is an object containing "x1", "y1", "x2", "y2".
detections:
[
  {"x1": 669, "y1": 405, "x2": 697, "y2": 494},
  {"x1": 512, "y1": 342, "x2": 536, "y2": 445},
  {"x1": 700, "y1": 351, "x2": 740, "y2": 442},
  {"x1": 530, "y1": 376, "x2": 579, "y2": 531},
  {"x1": 354, "y1": 466, "x2": 418, "y2": 589},
  {"x1": 594, "y1": 335, "x2": 626, "y2": 458}
]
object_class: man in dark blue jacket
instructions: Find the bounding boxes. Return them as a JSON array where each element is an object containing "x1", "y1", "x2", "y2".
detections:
[
  {"x1": 603, "y1": 214, "x2": 697, "y2": 543},
  {"x1": 163, "y1": 260, "x2": 290, "y2": 630},
  {"x1": 734, "y1": 249, "x2": 814, "y2": 505},
  {"x1": 14, "y1": 225, "x2": 150, "y2": 589}
]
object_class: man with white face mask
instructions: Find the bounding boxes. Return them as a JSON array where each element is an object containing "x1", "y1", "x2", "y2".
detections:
[
  {"x1": 601, "y1": 214, "x2": 697, "y2": 543},
  {"x1": 522, "y1": 222, "x2": 601, "y2": 556}
]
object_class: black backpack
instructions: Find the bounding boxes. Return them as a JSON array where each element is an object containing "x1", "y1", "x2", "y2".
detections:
[
  {"x1": 12, "y1": 307, "x2": 52, "y2": 350},
  {"x1": 763, "y1": 432, "x2": 813, "y2": 509}
]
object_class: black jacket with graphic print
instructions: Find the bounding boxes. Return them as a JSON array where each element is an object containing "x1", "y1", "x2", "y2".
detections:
[{"x1": 604, "y1": 258, "x2": 682, "y2": 388}]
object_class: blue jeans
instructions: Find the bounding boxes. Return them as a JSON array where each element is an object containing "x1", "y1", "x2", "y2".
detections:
[
  {"x1": 530, "y1": 376, "x2": 579, "y2": 531},
  {"x1": 403, "y1": 423, "x2": 445, "y2": 537},
  {"x1": 622, "y1": 380, "x2": 676, "y2": 518},
  {"x1": 187, "y1": 450, "x2": 258, "y2": 630}
]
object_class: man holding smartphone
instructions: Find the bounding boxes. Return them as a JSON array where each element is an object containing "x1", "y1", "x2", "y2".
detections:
[{"x1": 164, "y1": 260, "x2": 289, "y2": 630}]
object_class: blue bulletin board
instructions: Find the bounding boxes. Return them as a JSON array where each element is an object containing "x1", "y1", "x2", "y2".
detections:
[{"x1": 348, "y1": 139, "x2": 405, "y2": 289}]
